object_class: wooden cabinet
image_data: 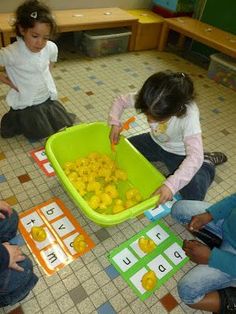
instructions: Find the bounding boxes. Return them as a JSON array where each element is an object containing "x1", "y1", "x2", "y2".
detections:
[{"x1": 127, "y1": 10, "x2": 164, "y2": 51}]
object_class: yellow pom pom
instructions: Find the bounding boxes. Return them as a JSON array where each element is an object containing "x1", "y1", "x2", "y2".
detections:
[
  {"x1": 113, "y1": 204, "x2": 125, "y2": 214},
  {"x1": 88, "y1": 195, "x2": 100, "y2": 209},
  {"x1": 138, "y1": 237, "x2": 156, "y2": 253},
  {"x1": 68, "y1": 172, "x2": 78, "y2": 182},
  {"x1": 73, "y1": 234, "x2": 87, "y2": 253},
  {"x1": 31, "y1": 226, "x2": 47, "y2": 242},
  {"x1": 63, "y1": 161, "x2": 76, "y2": 171},
  {"x1": 141, "y1": 271, "x2": 157, "y2": 291},
  {"x1": 100, "y1": 193, "x2": 112, "y2": 206},
  {"x1": 115, "y1": 169, "x2": 128, "y2": 181},
  {"x1": 105, "y1": 185, "x2": 118, "y2": 198}
]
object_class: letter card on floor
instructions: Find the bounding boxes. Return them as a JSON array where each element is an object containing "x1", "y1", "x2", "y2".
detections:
[
  {"x1": 30, "y1": 147, "x2": 55, "y2": 177},
  {"x1": 19, "y1": 198, "x2": 95, "y2": 275},
  {"x1": 145, "y1": 194, "x2": 181, "y2": 221},
  {"x1": 108, "y1": 220, "x2": 188, "y2": 300}
]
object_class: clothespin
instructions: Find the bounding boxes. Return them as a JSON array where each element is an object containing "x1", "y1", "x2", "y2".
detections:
[{"x1": 111, "y1": 116, "x2": 136, "y2": 151}]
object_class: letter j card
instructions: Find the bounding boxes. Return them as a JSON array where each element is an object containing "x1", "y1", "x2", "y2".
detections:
[{"x1": 108, "y1": 220, "x2": 189, "y2": 300}]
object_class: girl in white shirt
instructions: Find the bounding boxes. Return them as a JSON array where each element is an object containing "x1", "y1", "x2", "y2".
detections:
[
  {"x1": 109, "y1": 71, "x2": 227, "y2": 205},
  {"x1": 0, "y1": 0, "x2": 75, "y2": 140}
]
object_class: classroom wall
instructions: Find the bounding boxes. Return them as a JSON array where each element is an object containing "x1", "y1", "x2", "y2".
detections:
[{"x1": 0, "y1": 0, "x2": 153, "y2": 13}]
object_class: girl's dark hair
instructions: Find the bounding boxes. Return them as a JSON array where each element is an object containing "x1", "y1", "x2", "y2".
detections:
[
  {"x1": 135, "y1": 71, "x2": 194, "y2": 121},
  {"x1": 14, "y1": 0, "x2": 57, "y2": 38}
]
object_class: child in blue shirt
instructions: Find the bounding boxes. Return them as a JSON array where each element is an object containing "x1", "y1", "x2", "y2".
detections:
[{"x1": 171, "y1": 194, "x2": 236, "y2": 313}]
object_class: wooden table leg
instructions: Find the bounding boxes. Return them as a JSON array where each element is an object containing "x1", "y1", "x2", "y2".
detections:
[
  {"x1": 177, "y1": 33, "x2": 186, "y2": 50},
  {"x1": 158, "y1": 22, "x2": 169, "y2": 51},
  {"x1": 128, "y1": 21, "x2": 138, "y2": 51}
]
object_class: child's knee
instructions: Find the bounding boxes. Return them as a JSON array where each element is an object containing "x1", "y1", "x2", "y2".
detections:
[
  {"x1": 20, "y1": 256, "x2": 34, "y2": 272},
  {"x1": 0, "y1": 210, "x2": 19, "y2": 241},
  {"x1": 171, "y1": 200, "x2": 186, "y2": 222},
  {"x1": 170, "y1": 202, "x2": 179, "y2": 220},
  {"x1": 16, "y1": 257, "x2": 38, "y2": 292},
  {"x1": 8, "y1": 210, "x2": 19, "y2": 236},
  {"x1": 177, "y1": 279, "x2": 203, "y2": 304},
  {"x1": 10, "y1": 210, "x2": 19, "y2": 229}
]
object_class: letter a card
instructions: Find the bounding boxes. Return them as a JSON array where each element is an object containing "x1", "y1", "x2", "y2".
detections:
[
  {"x1": 19, "y1": 198, "x2": 95, "y2": 275},
  {"x1": 108, "y1": 220, "x2": 188, "y2": 300}
]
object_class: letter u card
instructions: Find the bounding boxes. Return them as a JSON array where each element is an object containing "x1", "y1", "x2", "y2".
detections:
[
  {"x1": 19, "y1": 198, "x2": 95, "y2": 275},
  {"x1": 108, "y1": 220, "x2": 188, "y2": 300}
]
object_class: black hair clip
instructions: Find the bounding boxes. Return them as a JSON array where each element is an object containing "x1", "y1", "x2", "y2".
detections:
[{"x1": 30, "y1": 11, "x2": 37, "y2": 19}]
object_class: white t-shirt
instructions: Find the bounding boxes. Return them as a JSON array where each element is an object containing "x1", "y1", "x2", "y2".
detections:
[
  {"x1": 108, "y1": 92, "x2": 202, "y2": 156},
  {"x1": 0, "y1": 37, "x2": 58, "y2": 109},
  {"x1": 149, "y1": 103, "x2": 201, "y2": 155},
  {"x1": 108, "y1": 92, "x2": 204, "y2": 194},
  {"x1": 32, "y1": 80, "x2": 50, "y2": 105}
]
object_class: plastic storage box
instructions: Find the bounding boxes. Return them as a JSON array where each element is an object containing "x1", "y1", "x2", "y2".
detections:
[
  {"x1": 81, "y1": 28, "x2": 131, "y2": 57},
  {"x1": 45, "y1": 123, "x2": 165, "y2": 226},
  {"x1": 208, "y1": 53, "x2": 236, "y2": 91}
]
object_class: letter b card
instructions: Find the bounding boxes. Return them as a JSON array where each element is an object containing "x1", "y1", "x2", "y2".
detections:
[
  {"x1": 19, "y1": 198, "x2": 95, "y2": 275},
  {"x1": 108, "y1": 220, "x2": 188, "y2": 300}
]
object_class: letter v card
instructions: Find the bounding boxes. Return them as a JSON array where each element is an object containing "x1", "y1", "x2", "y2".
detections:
[{"x1": 19, "y1": 198, "x2": 95, "y2": 275}]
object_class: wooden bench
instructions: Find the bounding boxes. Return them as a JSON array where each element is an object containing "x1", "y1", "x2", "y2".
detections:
[
  {"x1": 158, "y1": 17, "x2": 236, "y2": 59},
  {"x1": 0, "y1": 7, "x2": 138, "y2": 51}
]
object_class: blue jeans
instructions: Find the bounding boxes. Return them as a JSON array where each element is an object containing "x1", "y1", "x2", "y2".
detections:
[
  {"x1": 171, "y1": 200, "x2": 236, "y2": 304},
  {"x1": 0, "y1": 210, "x2": 38, "y2": 307},
  {"x1": 129, "y1": 133, "x2": 215, "y2": 200}
]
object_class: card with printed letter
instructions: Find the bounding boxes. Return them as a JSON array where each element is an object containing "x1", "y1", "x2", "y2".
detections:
[
  {"x1": 145, "y1": 194, "x2": 182, "y2": 221},
  {"x1": 30, "y1": 147, "x2": 55, "y2": 177},
  {"x1": 108, "y1": 220, "x2": 188, "y2": 300},
  {"x1": 19, "y1": 198, "x2": 95, "y2": 275}
]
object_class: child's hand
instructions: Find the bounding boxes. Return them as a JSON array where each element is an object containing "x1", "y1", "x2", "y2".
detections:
[
  {"x1": 3, "y1": 242, "x2": 25, "y2": 272},
  {"x1": 153, "y1": 185, "x2": 173, "y2": 205},
  {"x1": 0, "y1": 73, "x2": 19, "y2": 91},
  {"x1": 109, "y1": 125, "x2": 121, "y2": 145},
  {"x1": 0, "y1": 200, "x2": 12, "y2": 219},
  {"x1": 188, "y1": 212, "x2": 213, "y2": 232},
  {"x1": 182, "y1": 239, "x2": 211, "y2": 264}
]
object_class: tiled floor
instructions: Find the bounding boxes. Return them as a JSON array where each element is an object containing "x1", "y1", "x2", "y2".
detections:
[{"x1": 0, "y1": 38, "x2": 235, "y2": 314}]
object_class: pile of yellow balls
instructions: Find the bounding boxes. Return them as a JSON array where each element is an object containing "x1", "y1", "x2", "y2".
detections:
[{"x1": 63, "y1": 152, "x2": 142, "y2": 215}]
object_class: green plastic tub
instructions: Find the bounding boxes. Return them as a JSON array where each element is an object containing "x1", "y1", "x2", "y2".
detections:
[{"x1": 45, "y1": 122, "x2": 165, "y2": 226}]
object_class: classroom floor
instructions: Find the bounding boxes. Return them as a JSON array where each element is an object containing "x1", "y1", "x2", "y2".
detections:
[{"x1": 0, "y1": 39, "x2": 235, "y2": 314}]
